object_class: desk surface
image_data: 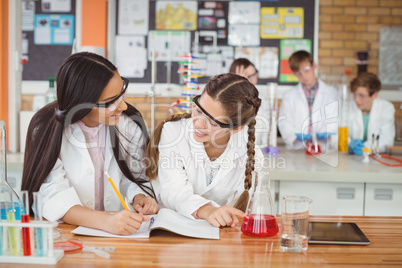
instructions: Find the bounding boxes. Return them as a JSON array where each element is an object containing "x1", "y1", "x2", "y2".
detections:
[
  {"x1": 4, "y1": 216, "x2": 402, "y2": 267},
  {"x1": 267, "y1": 148, "x2": 402, "y2": 183}
]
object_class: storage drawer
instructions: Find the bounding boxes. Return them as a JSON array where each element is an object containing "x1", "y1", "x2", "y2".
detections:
[
  {"x1": 279, "y1": 181, "x2": 364, "y2": 216},
  {"x1": 365, "y1": 183, "x2": 402, "y2": 216}
]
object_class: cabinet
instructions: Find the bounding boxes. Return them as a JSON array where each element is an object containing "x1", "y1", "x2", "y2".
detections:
[
  {"x1": 277, "y1": 181, "x2": 365, "y2": 216},
  {"x1": 6, "y1": 171, "x2": 23, "y2": 197},
  {"x1": 365, "y1": 183, "x2": 402, "y2": 216}
]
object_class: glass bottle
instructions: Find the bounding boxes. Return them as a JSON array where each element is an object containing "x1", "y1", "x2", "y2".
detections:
[
  {"x1": 45, "y1": 77, "x2": 56, "y2": 104},
  {"x1": 241, "y1": 170, "x2": 278, "y2": 237}
]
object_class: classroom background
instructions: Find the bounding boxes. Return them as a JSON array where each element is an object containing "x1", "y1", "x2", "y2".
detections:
[{"x1": 0, "y1": 0, "x2": 402, "y2": 218}]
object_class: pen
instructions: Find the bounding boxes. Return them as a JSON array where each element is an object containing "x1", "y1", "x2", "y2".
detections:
[{"x1": 105, "y1": 172, "x2": 130, "y2": 210}]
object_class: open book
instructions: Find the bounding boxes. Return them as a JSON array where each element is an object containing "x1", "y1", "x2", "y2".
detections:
[{"x1": 71, "y1": 208, "x2": 219, "y2": 239}]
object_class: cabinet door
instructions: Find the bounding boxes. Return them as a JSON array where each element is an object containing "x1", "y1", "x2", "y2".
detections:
[
  {"x1": 6, "y1": 171, "x2": 23, "y2": 197},
  {"x1": 365, "y1": 183, "x2": 402, "y2": 216},
  {"x1": 279, "y1": 181, "x2": 364, "y2": 216}
]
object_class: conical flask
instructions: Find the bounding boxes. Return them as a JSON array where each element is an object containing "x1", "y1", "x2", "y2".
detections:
[{"x1": 241, "y1": 170, "x2": 278, "y2": 237}]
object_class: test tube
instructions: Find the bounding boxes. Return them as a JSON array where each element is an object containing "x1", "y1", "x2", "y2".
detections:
[
  {"x1": 0, "y1": 201, "x2": 6, "y2": 255},
  {"x1": 21, "y1": 191, "x2": 31, "y2": 256},
  {"x1": 33, "y1": 192, "x2": 46, "y2": 257},
  {"x1": 6, "y1": 197, "x2": 18, "y2": 256}
]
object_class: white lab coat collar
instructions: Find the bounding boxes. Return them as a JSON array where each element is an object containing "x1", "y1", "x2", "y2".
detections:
[{"x1": 64, "y1": 123, "x2": 114, "y2": 172}]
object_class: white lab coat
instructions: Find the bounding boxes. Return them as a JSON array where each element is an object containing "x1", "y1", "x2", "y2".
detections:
[
  {"x1": 156, "y1": 118, "x2": 264, "y2": 219},
  {"x1": 38, "y1": 114, "x2": 150, "y2": 221},
  {"x1": 348, "y1": 98, "x2": 395, "y2": 153},
  {"x1": 278, "y1": 80, "x2": 339, "y2": 149}
]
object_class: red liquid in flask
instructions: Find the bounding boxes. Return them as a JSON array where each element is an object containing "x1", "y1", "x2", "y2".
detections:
[
  {"x1": 241, "y1": 214, "x2": 279, "y2": 237},
  {"x1": 21, "y1": 214, "x2": 32, "y2": 256}
]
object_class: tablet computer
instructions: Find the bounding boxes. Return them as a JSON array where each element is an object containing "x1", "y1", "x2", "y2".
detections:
[{"x1": 308, "y1": 222, "x2": 371, "y2": 245}]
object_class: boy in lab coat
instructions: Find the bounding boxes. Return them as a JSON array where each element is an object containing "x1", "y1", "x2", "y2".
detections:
[
  {"x1": 278, "y1": 50, "x2": 339, "y2": 149},
  {"x1": 348, "y1": 72, "x2": 395, "y2": 154}
]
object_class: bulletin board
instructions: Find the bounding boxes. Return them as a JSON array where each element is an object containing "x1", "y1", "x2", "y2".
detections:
[
  {"x1": 22, "y1": 0, "x2": 76, "y2": 81},
  {"x1": 113, "y1": 0, "x2": 317, "y2": 86}
]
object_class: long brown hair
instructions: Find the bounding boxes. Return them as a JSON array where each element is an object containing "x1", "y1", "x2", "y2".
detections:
[
  {"x1": 146, "y1": 73, "x2": 261, "y2": 211},
  {"x1": 21, "y1": 52, "x2": 154, "y2": 215}
]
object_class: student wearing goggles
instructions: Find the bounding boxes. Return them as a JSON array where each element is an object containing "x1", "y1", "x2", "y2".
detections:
[
  {"x1": 147, "y1": 73, "x2": 263, "y2": 229},
  {"x1": 22, "y1": 52, "x2": 158, "y2": 237}
]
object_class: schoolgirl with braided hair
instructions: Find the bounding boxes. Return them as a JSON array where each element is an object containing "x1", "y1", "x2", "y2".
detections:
[
  {"x1": 22, "y1": 52, "x2": 158, "y2": 235},
  {"x1": 146, "y1": 73, "x2": 263, "y2": 228}
]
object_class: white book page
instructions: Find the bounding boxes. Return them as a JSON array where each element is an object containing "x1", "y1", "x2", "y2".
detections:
[
  {"x1": 71, "y1": 208, "x2": 219, "y2": 239},
  {"x1": 71, "y1": 215, "x2": 156, "y2": 239},
  {"x1": 151, "y1": 209, "x2": 219, "y2": 239}
]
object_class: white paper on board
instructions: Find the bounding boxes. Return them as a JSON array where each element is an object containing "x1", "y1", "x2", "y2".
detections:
[
  {"x1": 147, "y1": 31, "x2": 191, "y2": 62},
  {"x1": 228, "y1": 1, "x2": 260, "y2": 24},
  {"x1": 228, "y1": 25, "x2": 260, "y2": 46},
  {"x1": 118, "y1": 0, "x2": 149, "y2": 35},
  {"x1": 115, "y1": 35, "x2": 147, "y2": 78},
  {"x1": 234, "y1": 47, "x2": 279, "y2": 79},
  {"x1": 42, "y1": 0, "x2": 71, "y2": 12}
]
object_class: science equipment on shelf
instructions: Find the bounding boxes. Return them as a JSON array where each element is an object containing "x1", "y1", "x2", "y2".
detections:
[
  {"x1": 263, "y1": 83, "x2": 279, "y2": 155},
  {"x1": 173, "y1": 54, "x2": 202, "y2": 114}
]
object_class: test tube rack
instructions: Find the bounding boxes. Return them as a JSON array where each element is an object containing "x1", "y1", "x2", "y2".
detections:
[
  {"x1": 0, "y1": 220, "x2": 64, "y2": 264},
  {"x1": 174, "y1": 54, "x2": 202, "y2": 113}
]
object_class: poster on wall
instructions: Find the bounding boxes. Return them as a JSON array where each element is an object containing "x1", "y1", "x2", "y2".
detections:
[
  {"x1": 279, "y1": 39, "x2": 311, "y2": 83},
  {"x1": 22, "y1": 1, "x2": 35, "y2": 31},
  {"x1": 228, "y1": 1, "x2": 260, "y2": 24},
  {"x1": 148, "y1": 31, "x2": 191, "y2": 61},
  {"x1": 42, "y1": 0, "x2": 71, "y2": 12},
  {"x1": 34, "y1": 14, "x2": 75, "y2": 45},
  {"x1": 118, "y1": 0, "x2": 149, "y2": 35},
  {"x1": 115, "y1": 35, "x2": 147, "y2": 78},
  {"x1": 261, "y1": 7, "x2": 304, "y2": 39},
  {"x1": 235, "y1": 47, "x2": 279, "y2": 79},
  {"x1": 197, "y1": 1, "x2": 228, "y2": 45},
  {"x1": 228, "y1": 25, "x2": 260, "y2": 46},
  {"x1": 156, "y1": 1, "x2": 197, "y2": 30}
]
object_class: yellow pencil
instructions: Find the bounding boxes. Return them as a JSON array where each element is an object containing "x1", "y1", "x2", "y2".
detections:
[{"x1": 105, "y1": 171, "x2": 129, "y2": 210}]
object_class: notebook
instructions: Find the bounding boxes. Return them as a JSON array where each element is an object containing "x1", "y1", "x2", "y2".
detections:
[
  {"x1": 71, "y1": 208, "x2": 219, "y2": 240},
  {"x1": 308, "y1": 222, "x2": 370, "y2": 245}
]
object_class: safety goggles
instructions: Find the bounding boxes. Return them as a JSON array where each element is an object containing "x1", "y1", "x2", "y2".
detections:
[
  {"x1": 95, "y1": 77, "x2": 128, "y2": 112},
  {"x1": 192, "y1": 95, "x2": 231, "y2": 128},
  {"x1": 294, "y1": 65, "x2": 312, "y2": 78}
]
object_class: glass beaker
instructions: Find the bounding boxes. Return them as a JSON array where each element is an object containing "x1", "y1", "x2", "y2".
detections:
[
  {"x1": 280, "y1": 196, "x2": 312, "y2": 252},
  {"x1": 241, "y1": 171, "x2": 278, "y2": 237}
]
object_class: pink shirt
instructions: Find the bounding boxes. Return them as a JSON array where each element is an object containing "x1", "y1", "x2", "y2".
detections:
[{"x1": 78, "y1": 121, "x2": 107, "y2": 211}]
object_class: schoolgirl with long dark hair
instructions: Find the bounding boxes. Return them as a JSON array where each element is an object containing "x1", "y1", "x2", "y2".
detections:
[{"x1": 22, "y1": 52, "x2": 158, "y2": 235}]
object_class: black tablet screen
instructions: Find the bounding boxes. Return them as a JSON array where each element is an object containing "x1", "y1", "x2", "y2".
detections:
[{"x1": 308, "y1": 222, "x2": 370, "y2": 245}]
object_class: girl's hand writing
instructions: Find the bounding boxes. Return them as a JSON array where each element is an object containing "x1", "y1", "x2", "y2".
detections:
[{"x1": 105, "y1": 210, "x2": 149, "y2": 235}]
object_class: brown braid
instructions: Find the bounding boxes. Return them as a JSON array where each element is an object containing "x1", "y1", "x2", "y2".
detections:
[
  {"x1": 201, "y1": 73, "x2": 261, "y2": 212},
  {"x1": 145, "y1": 113, "x2": 191, "y2": 179},
  {"x1": 233, "y1": 113, "x2": 258, "y2": 212}
]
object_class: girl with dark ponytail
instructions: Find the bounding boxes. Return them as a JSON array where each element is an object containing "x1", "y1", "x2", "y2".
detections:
[
  {"x1": 146, "y1": 73, "x2": 262, "y2": 228},
  {"x1": 22, "y1": 52, "x2": 158, "y2": 235}
]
